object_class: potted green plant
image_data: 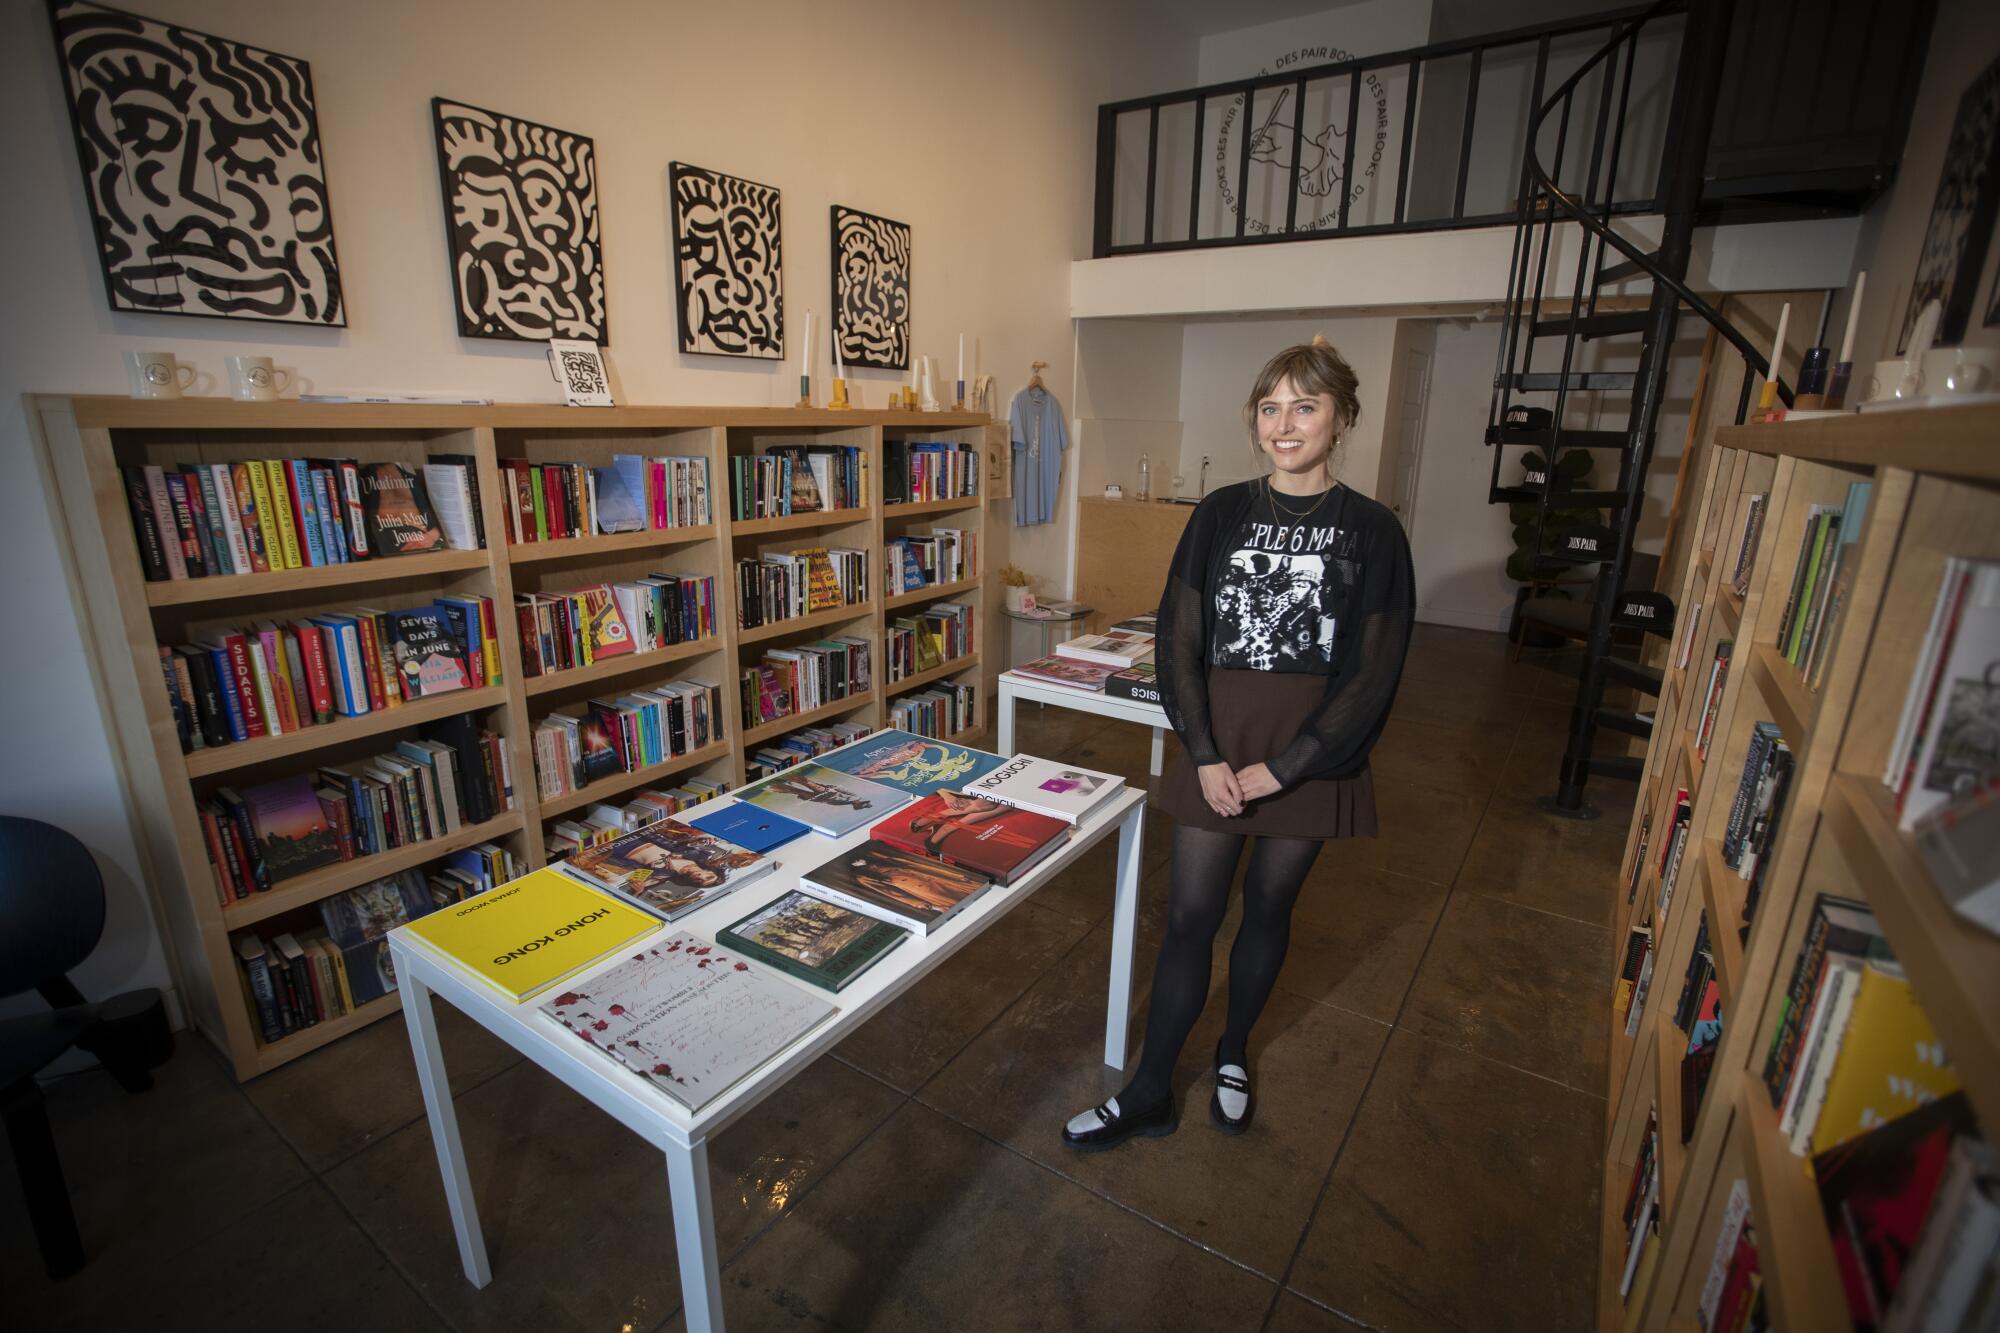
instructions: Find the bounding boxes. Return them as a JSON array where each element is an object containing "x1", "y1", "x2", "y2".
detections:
[{"x1": 1506, "y1": 448, "x2": 1602, "y2": 645}]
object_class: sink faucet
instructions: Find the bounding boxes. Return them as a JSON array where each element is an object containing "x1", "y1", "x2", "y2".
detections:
[{"x1": 1199, "y1": 455, "x2": 1210, "y2": 499}]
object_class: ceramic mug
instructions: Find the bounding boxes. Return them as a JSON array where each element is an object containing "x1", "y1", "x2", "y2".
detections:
[
  {"x1": 226, "y1": 354, "x2": 291, "y2": 402},
  {"x1": 1922, "y1": 346, "x2": 1998, "y2": 395},
  {"x1": 125, "y1": 350, "x2": 194, "y2": 400},
  {"x1": 1861, "y1": 357, "x2": 1921, "y2": 403}
]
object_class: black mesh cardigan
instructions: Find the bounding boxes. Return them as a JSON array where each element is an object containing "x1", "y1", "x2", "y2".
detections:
[{"x1": 1154, "y1": 480, "x2": 1416, "y2": 789}]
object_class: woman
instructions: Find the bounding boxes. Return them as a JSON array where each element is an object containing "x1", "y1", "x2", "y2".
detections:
[{"x1": 1063, "y1": 338, "x2": 1414, "y2": 1151}]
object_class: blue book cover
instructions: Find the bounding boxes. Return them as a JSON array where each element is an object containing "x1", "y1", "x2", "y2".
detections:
[
  {"x1": 815, "y1": 729, "x2": 1007, "y2": 797},
  {"x1": 689, "y1": 801, "x2": 812, "y2": 853},
  {"x1": 593, "y1": 455, "x2": 646, "y2": 533},
  {"x1": 289, "y1": 461, "x2": 328, "y2": 567}
]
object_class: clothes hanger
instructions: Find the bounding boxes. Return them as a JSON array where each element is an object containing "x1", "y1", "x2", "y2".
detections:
[{"x1": 1028, "y1": 360, "x2": 1047, "y2": 391}]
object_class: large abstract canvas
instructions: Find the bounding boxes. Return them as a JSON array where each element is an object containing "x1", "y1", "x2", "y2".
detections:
[
  {"x1": 432, "y1": 98, "x2": 606, "y2": 343},
  {"x1": 50, "y1": 0, "x2": 345, "y2": 326},
  {"x1": 831, "y1": 205, "x2": 910, "y2": 370},
  {"x1": 669, "y1": 162, "x2": 783, "y2": 359}
]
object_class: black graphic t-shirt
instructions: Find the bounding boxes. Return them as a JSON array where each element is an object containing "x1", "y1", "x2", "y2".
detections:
[{"x1": 1209, "y1": 488, "x2": 1359, "y2": 673}]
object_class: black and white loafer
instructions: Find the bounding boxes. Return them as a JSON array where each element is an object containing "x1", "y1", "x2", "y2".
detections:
[
  {"x1": 1061, "y1": 1096, "x2": 1177, "y2": 1152},
  {"x1": 1211, "y1": 1062, "x2": 1252, "y2": 1134}
]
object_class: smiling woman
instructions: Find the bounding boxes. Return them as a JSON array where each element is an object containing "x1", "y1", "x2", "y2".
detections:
[{"x1": 1063, "y1": 337, "x2": 1414, "y2": 1153}]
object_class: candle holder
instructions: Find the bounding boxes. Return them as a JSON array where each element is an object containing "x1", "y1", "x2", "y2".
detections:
[
  {"x1": 955, "y1": 379, "x2": 965, "y2": 411},
  {"x1": 797, "y1": 374, "x2": 813, "y2": 410},
  {"x1": 829, "y1": 379, "x2": 852, "y2": 410}
]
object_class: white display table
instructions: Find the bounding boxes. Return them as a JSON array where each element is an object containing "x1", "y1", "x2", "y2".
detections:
[
  {"x1": 996, "y1": 670, "x2": 1170, "y2": 778},
  {"x1": 390, "y1": 778, "x2": 1149, "y2": 1333}
]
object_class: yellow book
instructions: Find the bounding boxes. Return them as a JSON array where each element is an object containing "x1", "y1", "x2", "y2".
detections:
[
  {"x1": 1807, "y1": 959, "x2": 1960, "y2": 1156},
  {"x1": 395, "y1": 867, "x2": 662, "y2": 1002},
  {"x1": 245, "y1": 461, "x2": 290, "y2": 570},
  {"x1": 324, "y1": 937, "x2": 356, "y2": 1012},
  {"x1": 262, "y1": 461, "x2": 304, "y2": 571}
]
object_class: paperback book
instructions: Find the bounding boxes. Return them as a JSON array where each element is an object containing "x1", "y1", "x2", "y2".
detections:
[
  {"x1": 960, "y1": 754, "x2": 1123, "y2": 825},
  {"x1": 395, "y1": 867, "x2": 663, "y2": 1002},
  {"x1": 735, "y1": 763, "x2": 909, "y2": 836},
  {"x1": 556, "y1": 819, "x2": 775, "y2": 920},
  {"x1": 540, "y1": 935, "x2": 835, "y2": 1112},
  {"x1": 241, "y1": 773, "x2": 343, "y2": 882},
  {"x1": 814, "y1": 728, "x2": 1007, "y2": 797},
  {"x1": 718, "y1": 890, "x2": 909, "y2": 992},
  {"x1": 800, "y1": 839, "x2": 992, "y2": 935},
  {"x1": 870, "y1": 791, "x2": 1071, "y2": 885},
  {"x1": 388, "y1": 606, "x2": 473, "y2": 697}
]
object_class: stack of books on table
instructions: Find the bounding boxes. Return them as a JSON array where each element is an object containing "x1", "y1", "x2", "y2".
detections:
[
  {"x1": 556, "y1": 818, "x2": 779, "y2": 920},
  {"x1": 1011, "y1": 616, "x2": 1155, "y2": 694}
]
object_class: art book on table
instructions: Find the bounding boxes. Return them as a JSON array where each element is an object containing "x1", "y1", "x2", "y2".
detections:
[
  {"x1": 870, "y1": 791, "x2": 1070, "y2": 885},
  {"x1": 735, "y1": 763, "x2": 908, "y2": 837},
  {"x1": 242, "y1": 772, "x2": 343, "y2": 882},
  {"x1": 961, "y1": 753, "x2": 1123, "y2": 825},
  {"x1": 1008, "y1": 653, "x2": 1114, "y2": 692},
  {"x1": 718, "y1": 889, "x2": 908, "y2": 992},
  {"x1": 394, "y1": 867, "x2": 662, "y2": 1002},
  {"x1": 556, "y1": 820, "x2": 774, "y2": 920},
  {"x1": 539, "y1": 934, "x2": 835, "y2": 1112},
  {"x1": 800, "y1": 839, "x2": 991, "y2": 935},
  {"x1": 357, "y1": 461, "x2": 444, "y2": 557},
  {"x1": 1104, "y1": 662, "x2": 1161, "y2": 705},
  {"x1": 388, "y1": 606, "x2": 473, "y2": 697},
  {"x1": 1053, "y1": 630, "x2": 1155, "y2": 668},
  {"x1": 687, "y1": 801, "x2": 812, "y2": 854},
  {"x1": 813, "y1": 728, "x2": 1007, "y2": 797}
]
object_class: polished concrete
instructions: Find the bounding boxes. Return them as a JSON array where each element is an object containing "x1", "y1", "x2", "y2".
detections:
[{"x1": 2, "y1": 626, "x2": 1630, "y2": 1331}]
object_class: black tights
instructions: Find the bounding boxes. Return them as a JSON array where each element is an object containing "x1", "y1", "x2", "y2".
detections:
[{"x1": 1119, "y1": 824, "x2": 1324, "y2": 1110}]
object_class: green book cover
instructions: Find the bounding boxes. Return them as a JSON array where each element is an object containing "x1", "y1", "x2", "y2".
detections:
[
  {"x1": 1786, "y1": 512, "x2": 1836, "y2": 663},
  {"x1": 718, "y1": 888, "x2": 908, "y2": 992}
]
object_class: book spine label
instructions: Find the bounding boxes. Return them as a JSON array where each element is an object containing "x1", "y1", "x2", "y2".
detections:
[
  {"x1": 244, "y1": 462, "x2": 281, "y2": 570},
  {"x1": 261, "y1": 461, "x2": 303, "y2": 570},
  {"x1": 142, "y1": 465, "x2": 188, "y2": 580},
  {"x1": 163, "y1": 471, "x2": 207, "y2": 577},
  {"x1": 297, "y1": 626, "x2": 336, "y2": 723},
  {"x1": 222, "y1": 634, "x2": 265, "y2": 738},
  {"x1": 287, "y1": 460, "x2": 327, "y2": 567},
  {"x1": 312, "y1": 469, "x2": 346, "y2": 565},
  {"x1": 229, "y1": 463, "x2": 270, "y2": 573},
  {"x1": 182, "y1": 466, "x2": 223, "y2": 576},
  {"x1": 245, "y1": 637, "x2": 284, "y2": 736},
  {"x1": 238, "y1": 944, "x2": 284, "y2": 1042},
  {"x1": 210, "y1": 464, "x2": 252, "y2": 574},
  {"x1": 123, "y1": 466, "x2": 170, "y2": 581}
]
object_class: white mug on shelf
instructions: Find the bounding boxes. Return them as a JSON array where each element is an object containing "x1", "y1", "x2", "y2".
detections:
[
  {"x1": 225, "y1": 354, "x2": 291, "y2": 402},
  {"x1": 1862, "y1": 357, "x2": 1921, "y2": 403},
  {"x1": 1922, "y1": 346, "x2": 1998, "y2": 395},
  {"x1": 124, "y1": 350, "x2": 194, "y2": 400}
]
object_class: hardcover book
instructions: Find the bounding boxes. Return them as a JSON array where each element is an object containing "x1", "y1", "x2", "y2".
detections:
[
  {"x1": 319, "y1": 871, "x2": 435, "y2": 1004},
  {"x1": 1053, "y1": 630, "x2": 1154, "y2": 668},
  {"x1": 539, "y1": 935, "x2": 835, "y2": 1112},
  {"x1": 814, "y1": 728, "x2": 1007, "y2": 797},
  {"x1": 388, "y1": 607, "x2": 473, "y2": 697},
  {"x1": 687, "y1": 801, "x2": 812, "y2": 854},
  {"x1": 1008, "y1": 653, "x2": 1115, "y2": 692},
  {"x1": 960, "y1": 754, "x2": 1124, "y2": 825},
  {"x1": 1104, "y1": 662, "x2": 1162, "y2": 705},
  {"x1": 870, "y1": 791, "x2": 1071, "y2": 884},
  {"x1": 718, "y1": 889, "x2": 908, "y2": 991},
  {"x1": 395, "y1": 867, "x2": 662, "y2": 1002},
  {"x1": 357, "y1": 462, "x2": 444, "y2": 557},
  {"x1": 242, "y1": 773, "x2": 343, "y2": 882},
  {"x1": 799, "y1": 839, "x2": 992, "y2": 935},
  {"x1": 735, "y1": 763, "x2": 909, "y2": 836},
  {"x1": 556, "y1": 819, "x2": 775, "y2": 920}
]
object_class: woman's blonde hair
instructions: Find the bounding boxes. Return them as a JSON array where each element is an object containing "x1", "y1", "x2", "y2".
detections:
[{"x1": 1242, "y1": 337, "x2": 1361, "y2": 477}]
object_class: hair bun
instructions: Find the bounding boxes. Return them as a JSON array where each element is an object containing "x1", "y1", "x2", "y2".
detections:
[{"x1": 1310, "y1": 334, "x2": 1330, "y2": 348}]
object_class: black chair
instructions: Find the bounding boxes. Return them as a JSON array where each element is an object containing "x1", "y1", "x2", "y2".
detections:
[{"x1": 0, "y1": 816, "x2": 172, "y2": 1279}]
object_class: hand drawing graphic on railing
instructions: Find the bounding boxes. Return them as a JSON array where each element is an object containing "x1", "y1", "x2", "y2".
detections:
[{"x1": 1245, "y1": 88, "x2": 1348, "y2": 199}]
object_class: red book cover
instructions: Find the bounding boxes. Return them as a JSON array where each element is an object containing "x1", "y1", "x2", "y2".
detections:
[
  {"x1": 317, "y1": 788, "x2": 355, "y2": 861},
  {"x1": 870, "y1": 792, "x2": 1070, "y2": 884},
  {"x1": 256, "y1": 628, "x2": 299, "y2": 733},
  {"x1": 297, "y1": 624, "x2": 336, "y2": 724},
  {"x1": 222, "y1": 633, "x2": 266, "y2": 738},
  {"x1": 516, "y1": 601, "x2": 544, "y2": 676},
  {"x1": 338, "y1": 461, "x2": 369, "y2": 558},
  {"x1": 351, "y1": 613, "x2": 386, "y2": 712},
  {"x1": 509, "y1": 460, "x2": 535, "y2": 542},
  {"x1": 210, "y1": 810, "x2": 251, "y2": 900},
  {"x1": 197, "y1": 805, "x2": 235, "y2": 906},
  {"x1": 229, "y1": 464, "x2": 269, "y2": 573}
]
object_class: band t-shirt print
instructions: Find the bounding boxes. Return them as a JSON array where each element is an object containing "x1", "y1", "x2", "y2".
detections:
[{"x1": 1210, "y1": 491, "x2": 1358, "y2": 673}]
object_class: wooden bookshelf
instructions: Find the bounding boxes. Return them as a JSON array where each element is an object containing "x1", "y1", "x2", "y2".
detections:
[
  {"x1": 885, "y1": 653, "x2": 980, "y2": 697},
  {"x1": 1602, "y1": 406, "x2": 2000, "y2": 1330},
  {"x1": 31, "y1": 397, "x2": 993, "y2": 1080}
]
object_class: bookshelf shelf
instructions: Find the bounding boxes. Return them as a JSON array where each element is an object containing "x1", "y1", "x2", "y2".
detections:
[
  {"x1": 742, "y1": 690, "x2": 878, "y2": 747},
  {"x1": 1747, "y1": 644, "x2": 1810, "y2": 749},
  {"x1": 249, "y1": 991, "x2": 402, "y2": 1075},
  {"x1": 883, "y1": 496, "x2": 980, "y2": 519},
  {"x1": 1715, "y1": 588, "x2": 1742, "y2": 636},
  {"x1": 144, "y1": 548, "x2": 491, "y2": 607},
  {"x1": 537, "y1": 738, "x2": 734, "y2": 820},
  {"x1": 885, "y1": 653, "x2": 979, "y2": 697},
  {"x1": 521, "y1": 637, "x2": 721, "y2": 699},
  {"x1": 34, "y1": 396, "x2": 992, "y2": 1080},
  {"x1": 736, "y1": 601, "x2": 873, "y2": 646},
  {"x1": 884, "y1": 575, "x2": 981, "y2": 611},
  {"x1": 1695, "y1": 839, "x2": 1744, "y2": 1008},
  {"x1": 1731, "y1": 1072, "x2": 1848, "y2": 1333},
  {"x1": 183, "y1": 685, "x2": 510, "y2": 779},
  {"x1": 507, "y1": 525, "x2": 717, "y2": 565},
  {"x1": 222, "y1": 811, "x2": 527, "y2": 930},
  {"x1": 729, "y1": 506, "x2": 873, "y2": 537},
  {"x1": 945, "y1": 721, "x2": 985, "y2": 747}
]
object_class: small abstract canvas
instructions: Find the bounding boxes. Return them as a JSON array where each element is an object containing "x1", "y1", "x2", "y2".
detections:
[
  {"x1": 669, "y1": 162, "x2": 783, "y2": 359},
  {"x1": 831, "y1": 206, "x2": 911, "y2": 370}
]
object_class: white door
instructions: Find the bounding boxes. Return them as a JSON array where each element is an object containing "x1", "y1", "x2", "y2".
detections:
[{"x1": 1388, "y1": 347, "x2": 1431, "y2": 536}]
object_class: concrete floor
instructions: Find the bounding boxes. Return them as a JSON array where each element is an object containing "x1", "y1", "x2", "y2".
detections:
[{"x1": 2, "y1": 624, "x2": 1633, "y2": 1332}]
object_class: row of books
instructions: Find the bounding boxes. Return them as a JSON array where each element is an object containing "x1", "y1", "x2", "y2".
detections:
[
  {"x1": 1694, "y1": 1182, "x2": 1762, "y2": 1332},
  {"x1": 743, "y1": 721, "x2": 876, "y2": 783},
  {"x1": 730, "y1": 445, "x2": 868, "y2": 520},
  {"x1": 544, "y1": 781, "x2": 726, "y2": 862},
  {"x1": 160, "y1": 596, "x2": 496, "y2": 754},
  {"x1": 1671, "y1": 912, "x2": 1722, "y2": 1146},
  {"x1": 884, "y1": 440, "x2": 979, "y2": 505},
  {"x1": 735, "y1": 547, "x2": 868, "y2": 628},
  {"x1": 531, "y1": 679, "x2": 726, "y2": 801},
  {"x1": 889, "y1": 682, "x2": 976, "y2": 740},
  {"x1": 1728, "y1": 493, "x2": 1766, "y2": 600},
  {"x1": 1693, "y1": 638, "x2": 1732, "y2": 763},
  {"x1": 501, "y1": 454, "x2": 711, "y2": 544},
  {"x1": 201, "y1": 715, "x2": 516, "y2": 901},
  {"x1": 1619, "y1": 1108, "x2": 1661, "y2": 1301},
  {"x1": 125, "y1": 457, "x2": 465, "y2": 583},
  {"x1": 1887, "y1": 556, "x2": 2000, "y2": 832},
  {"x1": 516, "y1": 576, "x2": 717, "y2": 678},
  {"x1": 1723, "y1": 721, "x2": 1794, "y2": 924},
  {"x1": 1773, "y1": 482, "x2": 1870, "y2": 687},
  {"x1": 741, "y1": 639, "x2": 872, "y2": 730},
  {"x1": 887, "y1": 602, "x2": 972, "y2": 681},
  {"x1": 885, "y1": 529, "x2": 975, "y2": 593}
]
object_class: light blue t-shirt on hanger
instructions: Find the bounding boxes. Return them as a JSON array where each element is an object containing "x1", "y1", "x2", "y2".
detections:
[{"x1": 1009, "y1": 385, "x2": 1069, "y2": 527}]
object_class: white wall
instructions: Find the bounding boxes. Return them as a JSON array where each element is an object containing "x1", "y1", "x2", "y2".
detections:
[
  {"x1": 0, "y1": 0, "x2": 1197, "y2": 1017},
  {"x1": 1406, "y1": 319, "x2": 1515, "y2": 631}
]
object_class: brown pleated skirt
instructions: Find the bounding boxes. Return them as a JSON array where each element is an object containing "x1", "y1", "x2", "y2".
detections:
[{"x1": 1159, "y1": 668, "x2": 1378, "y2": 840}]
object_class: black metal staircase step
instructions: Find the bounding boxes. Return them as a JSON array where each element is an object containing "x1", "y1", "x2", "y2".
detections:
[
  {"x1": 1485, "y1": 426, "x2": 1631, "y2": 450},
  {"x1": 1507, "y1": 372, "x2": 1636, "y2": 392},
  {"x1": 1593, "y1": 708, "x2": 1654, "y2": 739},
  {"x1": 1528, "y1": 311, "x2": 1651, "y2": 340},
  {"x1": 1597, "y1": 252, "x2": 1661, "y2": 283},
  {"x1": 1602, "y1": 658, "x2": 1663, "y2": 695},
  {"x1": 1490, "y1": 486, "x2": 1629, "y2": 508}
]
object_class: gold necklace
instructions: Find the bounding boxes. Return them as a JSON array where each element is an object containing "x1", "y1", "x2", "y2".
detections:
[{"x1": 1266, "y1": 471, "x2": 1335, "y2": 521}]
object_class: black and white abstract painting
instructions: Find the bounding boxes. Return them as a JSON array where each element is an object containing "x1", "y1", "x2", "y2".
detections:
[
  {"x1": 669, "y1": 162, "x2": 782, "y2": 359},
  {"x1": 433, "y1": 99, "x2": 605, "y2": 343},
  {"x1": 1899, "y1": 52, "x2": 2000, "y2": 352},
  {"x1": 50, "y1": 0, "x2": 344, "y2": 326},
  {"x1": 831, "y1": 205, "x2": 910, "y2": 370}
]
